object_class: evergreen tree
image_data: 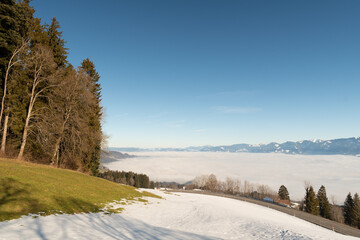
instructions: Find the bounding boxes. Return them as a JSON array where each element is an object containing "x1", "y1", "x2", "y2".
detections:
[
  {"x1": 278, "y1": 185, "x2": 290, "y2": 200},
  {"x1": 0, "y1": 0, "x2": 24, "y2": 132},
  {"x1": 344, "y1": 193, "x2": 355, "y2": 226},
  {"x1": 353, "y1": 193, "x2": 360, "y2": 229},
  {"x1": 46, "y1": 17, "x2": 68, "y2": 67},
  {"x1": 81, "y1": 58, "x2": 102, "y2": 106},
  {"x1": 305, "y1": 185, "x2": 319, "y2": 215},
  {"x1": 80, "y1": 58, "x2": 102, "y2": 176},
  {"x1": 134, "y1": 174, "x2": 141, "y2": 188},
  {"x1": 139, "y1": 174, "x2": 150, "y2": 188},
  {"x1": 0, "y1": 0, "x2": 21, "y2": 76},
  {"x1": 317, "y1": 185, "x2": 332, "y2": 219},
  {"x1": 29, "y1": 16, "x2": 47, "y2": 46},
  {"x1": 0, "y1": 0, "x2": 36, "y2": 156}
]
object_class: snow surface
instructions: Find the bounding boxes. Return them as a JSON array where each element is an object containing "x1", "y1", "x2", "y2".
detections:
[
  {"x1": 104, "y1": 152, "x2": 360, "y2": 201},
  {"x1": 0, "y1": 190, "x2": 357, "y2": 240}
]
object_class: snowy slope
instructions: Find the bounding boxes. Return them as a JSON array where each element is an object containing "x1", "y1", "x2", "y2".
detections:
[{"x1": 0, "y1": 190, "x2": 357, "y2": 240}]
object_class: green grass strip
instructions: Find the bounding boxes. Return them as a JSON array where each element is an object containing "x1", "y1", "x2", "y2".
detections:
[{"x1": 0, "y1": 158, "x2": 160, "y2": 221}]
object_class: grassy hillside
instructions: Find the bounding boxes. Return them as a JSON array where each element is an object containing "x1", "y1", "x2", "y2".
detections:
[{"x1": 0, "y1": 158, "x2": 160, "y2": 221}]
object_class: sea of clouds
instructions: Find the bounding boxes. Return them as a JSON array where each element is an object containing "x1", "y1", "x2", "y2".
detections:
[{"x1": 104, "y1": 152, "x2": 360, "y2": 201}]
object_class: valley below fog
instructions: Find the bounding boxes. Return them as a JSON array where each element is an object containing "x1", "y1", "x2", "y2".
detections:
[{"x1": 104, "y1": 152, "x2": 360, "y2": 201}]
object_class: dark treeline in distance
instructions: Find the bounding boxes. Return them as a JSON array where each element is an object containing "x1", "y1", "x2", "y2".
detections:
[
  {"x1": 153, "y1": 181, "x2": 185, "y2": 189},
  {"x1": 0, "y1": 1, "x2": 102, "y2": 175},
  {"x1": 98, "y1": 170, "x2": 152, "y2": 189}
]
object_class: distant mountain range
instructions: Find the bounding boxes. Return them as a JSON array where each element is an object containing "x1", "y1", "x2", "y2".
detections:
[
  {"x1": 110, "y1": 137, "x2": 360, "y2": 155},
  {"x1": 100, "y1": 151, "x2": 136, "y2": 164}
]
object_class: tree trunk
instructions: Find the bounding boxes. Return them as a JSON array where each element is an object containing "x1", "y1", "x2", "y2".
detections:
[
  {"x1": 51, "y1": 110, "x2": 71, "y2": 166},
  {"x1": 0, "y1": 110, "x2": 9, "y2": 154},
  {"x1": 51, "y1": 136, "x2": 62, "y2": 166},
  {"x1": 17, "y1": 102, "x2": 33, "y2": 159},
  {"x1": 0, "y1": 41, "x2": 27, "y2": 130},
  {"x1": 0, "y1": 59, "x2": 11, "y2": 130}
]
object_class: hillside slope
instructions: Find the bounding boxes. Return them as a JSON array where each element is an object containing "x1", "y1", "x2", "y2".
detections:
[
  {"x1": 0, "y1": 190, "x2": 357, "y2": 239},
  {"x1": 0, "y1": 158, "x2": 159, "y2": 221}
]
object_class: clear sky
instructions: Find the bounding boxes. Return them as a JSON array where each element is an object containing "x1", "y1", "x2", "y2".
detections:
[{"x1": 32, "y1": 0, "x2": 360, "y2": 148}]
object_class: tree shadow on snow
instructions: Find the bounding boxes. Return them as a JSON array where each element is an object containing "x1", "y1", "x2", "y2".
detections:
[
  {"x1": 2, "y1": 212, "x2": 220, "y2": 240},
  {"x1": 0, "y1": 180, "x2": 218, "y2": 239}
]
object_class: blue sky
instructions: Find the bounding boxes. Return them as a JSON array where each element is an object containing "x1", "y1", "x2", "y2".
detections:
[{"x1": 32, "y1": 0, "x2": 360, "y2": 148}]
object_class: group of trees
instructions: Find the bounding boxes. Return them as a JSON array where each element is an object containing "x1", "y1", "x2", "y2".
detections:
[
  {"x1": 153, "y1": 181, "x2": 184, "y2": 189},
  {"x1": 191, "y1": 174, "x2": 277, "y2": 200},
  {"x1": 0, "y1": 1, "x2": 103, "y2": 175},
  {"x1": 303, "y1": 184, "x2": 332, "y2": 219},
  {"x1": 278, "y1": 184, "x2": 360, "y2": 230},
  {"x1": 302, "y1": 183, "x2": 360, "y2": 229},
  {"x1": 98, "y1": 170, "x2": 151, "y2": 188},
  {"x1": 343, "y1": 193, "x2": 360, "y2": 228}
]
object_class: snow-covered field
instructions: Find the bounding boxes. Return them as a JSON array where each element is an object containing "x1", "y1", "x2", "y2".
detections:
[
  {"x1": 104, "y1": 152, "x2": 360, "y2": 200},
  {"x1": 0, "y1": 190, "x2": 357, "y2": 240}
]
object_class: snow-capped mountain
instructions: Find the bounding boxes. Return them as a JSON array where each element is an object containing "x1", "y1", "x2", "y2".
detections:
[
  {"x1": 196, "y1": 137, "x2": 360, "y2": 155},
  {"x1": 111, "y1": 137, "x2": 360, "y2": 155}
]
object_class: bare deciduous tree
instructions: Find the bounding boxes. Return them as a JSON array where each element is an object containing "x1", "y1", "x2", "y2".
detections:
[
  {"x1": 51, "y1": 69, "x2": 82, "y2": 165},
  {"x1": 205, "y1": 173, "x2": 218, "y2": 192},
  {"x1": 234, "y1": 179, "x2": 241, "y2": 194},
  {"x1": 257, "y1": 184, "x2": 276, "y2": 199},
  {"x1": 51, "y1": 69, "x2": 96, "y2": 167},
  {"x1": 225, "y1": 177, "x2": 235, "y2": 194},
  {"x1": 0, "y1": 39, "x2": 29, "y2": 154},
  {"x1": 17, "y1": 45, "x2": 56, "y2": 159},
  {"x1": 330, "y1": 195, "x2": 344, "y2": 223},
  {"x1": 243, "y1": 180, "x2": 251, "y2": 197},
  {"x1": 193, "y1": 174, "x2": 208, "y2": 189}
]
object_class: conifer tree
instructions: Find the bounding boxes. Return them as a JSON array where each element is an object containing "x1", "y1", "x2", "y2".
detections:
[
  {"x1": 46, "y1": 17, "x2": 68, "y2": 67},
  {"x1": 278, "y1": 185, "x2": 290, "y2": 200},
  {"x1": 0, "y1": 0, "x2": 22, "y2": 76},
  {"x1": 0, "y1": 0, "x2": 29, "y2": 138},
  {"x1": 134, "y1": 174, "x2": 141, "y2": 188},
  {"x1": 305, "y1": 185, "x2": 319, "y2": 215},
  {"x1": 317, "y1": 185, "x2": 332, "y2": 219},
  {"x1": 80, "y1": 58, "x2": 102, "y2": 175},
  {"x1": 0, "y1": 0, "x2": 36, "y2": 156},
  {"x1": 344, "y1": 193, "x2": 355, "y2": 226},
  {"x1": 353, "y1": 193, "x2": 360, "y2": 229}
]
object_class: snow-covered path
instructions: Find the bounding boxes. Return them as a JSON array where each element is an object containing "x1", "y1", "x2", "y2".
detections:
[{"x1": 0, "y1": 190, "x2": 357, "y2": 240}]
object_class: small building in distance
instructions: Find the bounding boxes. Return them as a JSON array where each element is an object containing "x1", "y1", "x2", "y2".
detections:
[{"x1": 275, "y1": 199, "x2": 291, "y2": 207}]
